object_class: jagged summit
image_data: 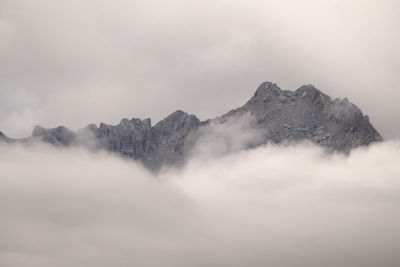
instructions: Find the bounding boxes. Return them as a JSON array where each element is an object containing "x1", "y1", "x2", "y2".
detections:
[
  {"x1": 31, "y1": 125, "x2": 76, "y2": 146},
  {"x1": 0, "y1": 82, "x2": 382, "y2": 170},
  {"x1": 225, "y1": 81, "x2": 382, "y2": 150},
  {"x1": 253, "y1": 81, "x2": 283, "y2": 97}
]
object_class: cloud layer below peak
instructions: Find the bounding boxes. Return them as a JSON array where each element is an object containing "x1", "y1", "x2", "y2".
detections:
[{"x1": 1, "y1": 140, "x2": 400, "y2": 267}]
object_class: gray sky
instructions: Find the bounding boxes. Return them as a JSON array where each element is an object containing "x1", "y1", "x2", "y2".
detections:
[{"x1": 0, "y1": 0, "x2": 399, "y2": 138}]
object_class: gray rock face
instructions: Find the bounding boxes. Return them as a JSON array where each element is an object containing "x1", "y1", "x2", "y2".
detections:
[
  {"x1": 218, "y1": 82, "x2": 382, "y2": 151},
  {"x1": 78, "y1": 110, "x2": 200, "y2": 169},
  {"x1": 32, "y1": 125, "x2": 77, "y2": 146},
  {"x1": 0, "y1": 82, "x2": 383, "y2": 170}
]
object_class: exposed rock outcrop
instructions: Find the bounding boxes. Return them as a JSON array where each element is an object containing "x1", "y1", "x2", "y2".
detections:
[
  {"x1": 31, "y1": 125, "x2": 77, "y2": 146},
  {"x1": 76, "y1": 111, "x2": 200, "y2": 169},
  {"x1": 218, "y1": 82, "x2": 382, "y2": 151}
]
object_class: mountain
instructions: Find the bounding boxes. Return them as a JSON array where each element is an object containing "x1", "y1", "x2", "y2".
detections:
[
  {"x1": 217, "y1": 82, "x2": 382, "y2": 150},
  {"x1": 0, "y1": 131, "x2": 14, "y2": 143},
  {"x1": 0, "y1": 82, "x2": 382, "y2": 170}
]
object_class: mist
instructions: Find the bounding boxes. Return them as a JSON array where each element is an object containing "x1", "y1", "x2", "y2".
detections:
[{"x1": 1, "y1": 139, "x2": 400, "y2": 267}]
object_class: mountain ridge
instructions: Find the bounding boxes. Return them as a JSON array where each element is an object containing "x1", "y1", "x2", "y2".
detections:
[{"x1": 0, "y1": 82, "x2": 383, "y2": 170}]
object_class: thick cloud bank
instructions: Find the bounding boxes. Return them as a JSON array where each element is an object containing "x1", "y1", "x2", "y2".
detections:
[{"x1": 1, "y1": 141, "x2": 400, "y2": 267}]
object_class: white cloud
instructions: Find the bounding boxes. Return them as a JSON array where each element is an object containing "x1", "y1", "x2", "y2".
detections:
[{"x1": 1, "y1": 140, "x2": 400, "y2": 266}]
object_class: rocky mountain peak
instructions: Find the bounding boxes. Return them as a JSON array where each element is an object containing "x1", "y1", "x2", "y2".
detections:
[
  {"x1": 0, "y1": 81, "x2": 383, "y2": 170},
  {"x1": 153, "y1": 110, "x2": 199, "y2": 132},
  {"x1": 253, "y1": 81, "x2": 282, "y2": 97},
  {"x1": 221, "y1": 82, "x2": 382, "y2": 151},
  {"x1": 32, "y1": 125, "x2": 76, "y2": 146},
  {"x1": 119, "y1": 118, "x2": 133, "y2": 130},
  {"x1": 294, "y1": 85, "x2": 332, "y2": 111},
  {"x1": 32, "y1": 125, "x2": 47, "y2": 136}
]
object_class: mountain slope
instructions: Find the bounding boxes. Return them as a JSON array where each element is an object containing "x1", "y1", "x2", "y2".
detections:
[
  {"x1": 0, "y1": 82, "x2": 382, "y2": 170},
  {"x1": 218, "y1": 82, "x2": 382, "y2": 151}
]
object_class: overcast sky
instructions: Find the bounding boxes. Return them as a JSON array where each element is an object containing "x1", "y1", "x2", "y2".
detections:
[{"x1": 0, "y1": 0, "x2": 399, "y2": 138}]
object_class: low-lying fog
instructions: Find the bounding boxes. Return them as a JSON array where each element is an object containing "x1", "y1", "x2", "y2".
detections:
[{"x1": 1, "y1": 137, "x2": 399, "y2": 267}]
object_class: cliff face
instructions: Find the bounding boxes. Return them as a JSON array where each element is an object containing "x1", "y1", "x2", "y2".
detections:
[
  {"x1": 218, "y1": 82, "x2": 382, "y2": 151},
  {"x1": 77, "y1": 110, "x2": 200, "y2": 170},
  {"x1": 0, "y1": 82, "x2": 383, "y2": 170}
]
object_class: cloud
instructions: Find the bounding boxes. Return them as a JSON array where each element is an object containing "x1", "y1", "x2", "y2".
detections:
[
  {"x1": 1, "y1": 139, "x2": 400, "y2": 266},
  {"x1": 190, "y1": 113, "x2": 264, "y2": 159},
  {"x1": 0, "y1": 0, "x2": 399, "y2": 138}
]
